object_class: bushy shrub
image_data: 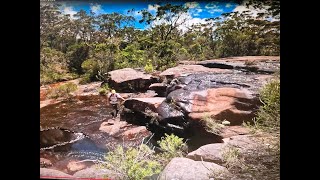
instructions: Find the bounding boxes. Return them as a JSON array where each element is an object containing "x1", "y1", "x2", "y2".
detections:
[
  {"x1": 156, "y1": 133, "x2": 187, "y2": 165},
  {"x1": 98, "y1": 83, "x2": 110, "y2": 96},
  {"x1": 100, "y1": 144, "x2": 162, "y2": 180},
  {"x1": 252, "y1": 78, "x2": 280, "y2": 134},
  {"x1": 99, "y1": 134, "x2": 187, "y2": 179},
  {"x1": 47, "y1": 82, "x2": 78, "y2": 99},
  {"x1": 144, "y1": 60, "x2": 154, "y2": 73},
  {"x1": 201, "y1": 114, "x2": 225, "y2": 135}
]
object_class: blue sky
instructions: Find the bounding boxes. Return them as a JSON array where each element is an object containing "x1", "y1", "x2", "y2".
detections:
[{"x1": 57, "y1": 1, "x2": 241, "y2": 30}]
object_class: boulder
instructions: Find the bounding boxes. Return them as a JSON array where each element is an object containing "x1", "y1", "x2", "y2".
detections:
[
  {"x1": 73, "y1": 167, "x2": 122, "y2": 179},
  {"x1": 197, "y1": 56, "x2": 280, "y2": 74},
  {"x1": 149, "y1": 83, "x2": 167, "y2": 96},
  {"x1": 158, "y1": 87, "x2": 258, "y2": 126},
  {"x1": 158, "y1": 157, "x2": 230, "y2": 180},
  {"x1": 156, "y1": 72, "x2": 265, "y2": 127},
  {"x1": 99, "y1": 119, "x2": 151, "y2": 140},
  {"x1": 187, "y1": 88, "x2": 258, "y2": 124},
  {"x1": 107, "y1": 68, "x2": 158, "y2": 92},
  {"x1": 124, "y1": 97, "x2": 165, "y2": 112},
  {"x1": 40, "y1": 168, "x2": 72, "y2": 178},
  {"x1": 187, "y1": 135, "x2": 261, "y2": 165},
  {"x1": 99, "y1": 120, "x2": 129, "y2": 136},
  {"x1": 67, "y1": 160, "x2": 88, "y2": 172},
  {"x1": 159, "y1": 65, "x2": 232, "y2": 80},
  {"x1": 186, "y1": 143, "x2": 226, "y2": 164},
  {"x1": 121, "y1": 126, "x2": 150, "y2": 140}
]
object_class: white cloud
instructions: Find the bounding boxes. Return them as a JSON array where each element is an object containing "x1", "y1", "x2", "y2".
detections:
[
  {"x1": 150, "y1": 11, "x2": 209, "y2": 33},
  {"x1": 208, "y1": 9, "x2": 224, "y2": 14},
  {"x1": 205, "y1": 2, "x2": 224, "y2": 14},
  {"x1": 62, "y1": 6, "x2": 77, "y2": 19},
  {"x1": 232, "y1": 1, "x2": 270, "y2": 19},
  {"x1": 205, "y1": 2, "x2": 220, "y2": 9},
  {"x1": 90, "y1": 4, "x2": 103, "y2": 14},
  {"x1": 133, "y1": 11, "x2": 142, "y2": 18},
  {"x1": 185, "y1": 2, "x2": 200, "y2": 9},
  {"x1": 225, "y1": 3, "x2": 232, "y2": 8},
  {"x1": 148, "y1": 4, "x2": 160, "y2": 12},
  {"x1": 189, "y1": 8, "x2": 203, "y2": 16}
]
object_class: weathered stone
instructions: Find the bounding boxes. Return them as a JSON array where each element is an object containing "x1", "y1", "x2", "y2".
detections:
[
  {"x1": 198, "y1": 56, "x2": 280, "y2": 74},
  {"x1": 124, "y1": 97, "x2": 165, "y2": 112},
  {"x1": 159, "y1": 65, "x2": 232, "y2": 79},
  {"x1": 187, "y1": 135, "x2": 263, "y2": 165},
  {"x1": 158, "y1": 157, "x2": 230, "y2": 180},
  {"x1": 187, "y1": 143, "x2": 226, "y2": 164},
  {"x1": 99, "y1": 120, "x2": 128, "y2": 136},
  {"x1": 40, "y1": 168, "x2": 72, "y2": 178},
  {"x1": 121, "y1": 126, "x2": 150, "y2": 140},
  {"x1": 73, "y1": 167, "x2": 123, "y2": 179},
  {"x1": 107, "y1": 68, "x2": 158, "y2": 92}
]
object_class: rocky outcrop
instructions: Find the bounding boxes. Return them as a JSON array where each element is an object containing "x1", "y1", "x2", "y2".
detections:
[
  {"x1": 121, "y1": 126, "x2": 150, "y2": 140},
  {"x1": 158, "y1": 157, "x2": 231, "y2": 180},
  {"x1": 197, "y1": 56, "x2": 280, "y2": 74},
  {"x1": 107, "y1": 68, "x2": 159, "y2": 92},
  {"x1": 99, "y1": 119, "x2": 151, "y2": 140},
  {"x1": 124, "y1": 97, "x2": 165, "y2": 112},
  {"x1": 121, "y1": 57, "x2": 278, "y2": 136},
  {"x1": 187, "y1": 143, "x2": 226, "y2": 164},
  {"x1": 187, "y1": 135, "x2": 261, "y2": 164},
  {"x1": 156, "y1": 73, "x2": 262, "y2": 128},
  {"x1": 159, "y1": 64, "x2": 232, "y2": 80},
  {"x1": 99, "y1": 120, "x2": 129, "y2": 136},
  {"x1": 40, "y1": 168, "x2": 72, "y2": 178},
  {"x1": 73, "y1": 167, "x2": 123, "y2": 179}
]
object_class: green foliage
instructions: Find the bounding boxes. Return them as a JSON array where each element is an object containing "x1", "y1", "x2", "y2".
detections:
[
  {"x1": 80, "y1": 59, "x2": 99, "y2": 84},
  {"x1": 115, "y1": 43, "x2": 147, "y2": 69},
  {"x1": 222, "y1": 146, "x2": 243, "y2": 169},
  {"x1": 98, "y1": 133, "x2": 187, "y2": 179},
  {"x1": 40, "y1": 2, "x2": 279, "y2": 84},
  {"x1": 47, "y1": 82, "x2": 78, "y2": 99},
  {"x1": 252, "y1": 78, "x2": 280, "y2": 134},
  {"x1": 156, "y1": 133, "x2": 187, "y2": 165},
  {"x1": 67, "y1": 43, "x2": 90, "y2": 74},
  {"x1": 40, "y1": 47, "x2": 74, "y2": 85},
  {"x1": 100, "y1": 144, "x2": 162, "y2": 180},
  {"x1": 201, "y1": 114, "x2": 225, "y2": 135},
  {"x1": 144, "y1": 60, "x2": 154, "y2": 73},
  {"x1": 98, "y1": 84, "x2": 110, "y2": 95}
]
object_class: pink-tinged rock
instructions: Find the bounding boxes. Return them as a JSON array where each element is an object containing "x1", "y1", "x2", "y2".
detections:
[
  {"x1": 158, "y1": 157, "x2": 231, "y2": 180},
  {"x1": 120, "y1": 126, "x2": 151, "y2": 140},
  {"x1": 67, "y1": 160, "x2": 87, "y2": 172},
  {"x1": 40, "y1": 168, "x2": 72, "y2": 178},
  {"x1": 186, "y1": 143, "x2": 226, "y2": 164},
  {"x1": 159, "y1": 65, "x2": 232, "y2": 78},
  {"x1": 107, "y1": 68, "x2": 158, "y2": 92},
  {"x1": 99, "y1": 120, "x2": 128, "y2": 136},
  {"x1": 124, "y1": 97, "x2": 165, "y2": 112},
  {"x1": 186, "y1": 88, "x2": 257, "y2": 125}
]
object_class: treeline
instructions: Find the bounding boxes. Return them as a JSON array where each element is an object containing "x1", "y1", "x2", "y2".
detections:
[{"x1": 40, "y1": 1, "x2": 279, "y2": 85}]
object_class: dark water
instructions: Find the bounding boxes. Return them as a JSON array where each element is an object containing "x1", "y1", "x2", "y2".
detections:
[{"x1": 40, "y1": 95, "x2": 148, "y2": 173}]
